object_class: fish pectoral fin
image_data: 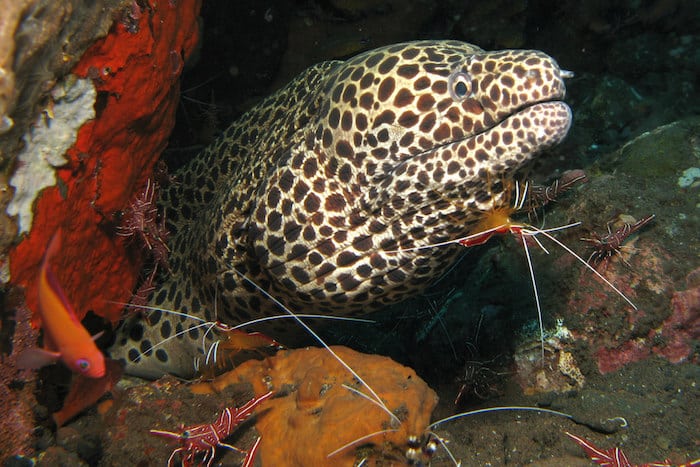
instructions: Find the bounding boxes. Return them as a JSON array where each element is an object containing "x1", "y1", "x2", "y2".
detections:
[{"x1": 16, "y1": 348, "x2": 61, "y2": 370}]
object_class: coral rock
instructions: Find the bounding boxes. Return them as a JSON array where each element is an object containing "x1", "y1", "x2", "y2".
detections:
[
  {"x1": 514, "y1": 338, "x2": 585, "y2": 395},
  {"x1": 192, "y1": 346, "x2": 439, "y2": 466},
  {"x1": 8, "y1": 0, "x2": 201, "y2": 325},
  {"x1": 653, "y1": 267, "x2": 700, "y2": 363}
]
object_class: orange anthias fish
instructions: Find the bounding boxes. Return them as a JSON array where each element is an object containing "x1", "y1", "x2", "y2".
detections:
[{"x1": 16, "y1": 229, "x2": 106, "y2": 378}]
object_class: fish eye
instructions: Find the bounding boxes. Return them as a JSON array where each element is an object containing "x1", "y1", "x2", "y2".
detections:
[
  {"x1": 77, "y1": 359, "x2": 90, "y2": 371},
  {"x1": 448, "y1": 71, "x2": 471, "y2": 100}
]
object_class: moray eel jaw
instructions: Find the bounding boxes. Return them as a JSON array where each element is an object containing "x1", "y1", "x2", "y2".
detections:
[{"x1": 250, "y1": 42, "x2": 572, "y2": 311}]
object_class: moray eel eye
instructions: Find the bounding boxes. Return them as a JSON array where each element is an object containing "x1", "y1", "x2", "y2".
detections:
[{"x1": 448, "y1": 71, "x2": 471, "y2": 100}]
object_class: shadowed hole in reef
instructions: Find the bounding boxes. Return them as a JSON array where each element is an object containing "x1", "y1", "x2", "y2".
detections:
[{"x1": 317, "y1": 240, "x2": 547, "y2": 391}]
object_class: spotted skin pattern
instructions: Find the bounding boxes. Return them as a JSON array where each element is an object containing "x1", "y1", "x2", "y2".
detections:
[{"x1": 110, "y1": 41, "x2": 573, "y2": 378}]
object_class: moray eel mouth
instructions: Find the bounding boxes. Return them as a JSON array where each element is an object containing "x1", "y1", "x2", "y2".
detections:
[{"x1": 111, "y1": 41, "x2": 575, "y2": 379}]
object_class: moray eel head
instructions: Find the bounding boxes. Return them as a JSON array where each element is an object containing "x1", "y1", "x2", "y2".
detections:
[{"x1": 249, "y1": 41, "x2": 572, "y2": 312}]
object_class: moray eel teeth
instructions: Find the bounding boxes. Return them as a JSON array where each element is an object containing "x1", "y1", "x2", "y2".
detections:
[{"x1": 109, "y1": 40, "x2": 573, "y2": 379}]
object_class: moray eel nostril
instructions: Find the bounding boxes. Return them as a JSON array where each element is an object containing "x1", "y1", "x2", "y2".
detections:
[{"x1": 109, "y1": 40, "x2": 573, "y2": 379}]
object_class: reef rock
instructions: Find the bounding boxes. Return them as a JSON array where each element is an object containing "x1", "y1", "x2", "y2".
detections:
[{"x1": 192, "y1": 345, "x2": 439, "y2": 466}]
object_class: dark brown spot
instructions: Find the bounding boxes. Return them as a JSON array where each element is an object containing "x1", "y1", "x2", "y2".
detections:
[
  {"x1": 368, "y1": 220, "x2": 386, "y2": 233},
  {"x1": 365, "y1": 53, "x2": 383, "y2": 68},
  {"x1": 317, "y1": 261, "x2": 337, "y2": 279},
  {"x1": 353, "y1": 132, "x2": 362, "y2": 147},
  {"x1": 355, "y1": 114, "x2": 368, "y2": 131},
  {"x1": 351, "y1": 66, "x2": 364, "y2": 81},
  {"x1": 417, "y1": 170, "x2": 430, "y2": 186},
  {"x1": 279, "y1": 170, "x2": 294, "y2": 193},
  {"x1": 357, "y1": 264, "x2": 372, "y2": 278},
  {"x1": 267, "y1": 235, "x2": 284, "y2": 256},
  {"x1": 267, "y1": 187, "x2": 281, "y2": 207},
  {"x1": 396, "y1": 180, "x2": 410, "y2": 192},
  {"x1": 387, "y1": 269, "x2": 406, "y2": 283},
  {"x1": 337, "y1": 251, "x2": 360, "y2": 267},
  {"x1": 360, "y1": 72, "x2": 374, "y2": 89},
  {"x1": 401, "y1": 47, "x2": 420, "y2": 60},
  {"x1": 322, "y1": 129, "x2": 333, "y2": 148},
  {"x1": 397, "y1": 64, "x2": 419, "y2": 79},
  {"x1": 373, "y1": 110, "x2": 396, "y2": 128},
  {"x1": 341, "y1": 111, "x2": 353, "y2": 131},
  {"x1": 399, "y1": 132, "x2": 414, "y2": 147},
  {"x1": 378, "y1": 56, "x2": 399, "y2": 74},
  {"x1": 431, "y1": 80, "x2": 447, "y2": 94},
  {"x1": 371, "y1": 147, "x2": 388, "y2": 159},
  {"x1": 304, "y1": 193, "x2": 320, "y2": 212},
  {"x1": 369, "y1": 253, "x2": 387, "y2": 269},
  {"x1": 433, "y1": 123, "x2": 451, "y2": 141},
  {"x1": 393, "y1": 88, "x2": 414, "y2": 107},
  {"x1": 377, "y1": 77, "x2": 395, "y2": 102},
  {"x1": 360, "y1": 92, "x2": 374, "y2": 110},
  {"x1": 342, "y1": 84, "x2": 357, "y2": 103},
  {"x1": 309, "y1": 251, "x2": 323, "y2": 264},
  {"x1": 293, "y1": 181, "x2": 309, "y2": 202},
  {"x1": 419, "y1": 113, "x2": 436, "y2": 132},
  {"x1": 338, "y1": 273, "x2": 361, "y2": 291},
  {"x1": 331, "y1": 84, "x2": 343, "y2": 103},
  {"x1": 284, "y1": 221, "x2": 301, "y2": 242},
  {"x1": 417, "y1": 94, "x2": 435, "y2": 111},
  {"x1": 398, "y1": 111, "x2": 419, "y2": 128},
  {"x1": 325, "y1": 193, "x2": 346, "y2": 212},
  {"x1": 333, "y1": 230, "x2": 347, "y2": 243},
  {"x1": 354, "y1": 235, "x2": 373, "y2": 252},
  {"x1": 303, "y1": 158, "x2": 318, "y2": 178},
  {"x1": 317, "y1": 240, "x2": 336, "y2": 257},
  {"x1": 328, "y1": 108, "x2": 340, "y2": 129},
  {"x1": 414, "y1": 76, "x2": 430, "y2": 90},
  {"x1": 291, "y1": 266, "x2": 310, "y2": 284},
  {"x1": 336, "y1": 140, "x2": 353, "y2": 157},
  {"x1": 339, "y1": 163, "x2": 352, "y2": 183}
]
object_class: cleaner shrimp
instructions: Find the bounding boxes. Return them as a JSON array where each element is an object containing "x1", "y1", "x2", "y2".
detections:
[{"x1": 387, "y1": 174, "x2": 642, "y2": 362}]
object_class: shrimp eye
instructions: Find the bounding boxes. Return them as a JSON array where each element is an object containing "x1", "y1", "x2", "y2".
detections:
[
  {"x1": 448, "y1": 71, "x2": 471, "y2": 100},
  {"x1": 77, "y1": 359, "x2": 90, "y2": 372}
]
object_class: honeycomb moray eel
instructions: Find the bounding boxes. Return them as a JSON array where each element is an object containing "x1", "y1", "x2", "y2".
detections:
[{"x1": 110, "y1": 40, "x2": 573, "y2": 379}]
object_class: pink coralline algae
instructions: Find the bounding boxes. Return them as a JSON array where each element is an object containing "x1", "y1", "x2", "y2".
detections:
[
  {"x1": 653, "y1": 267, "x2": 700, "y2": 364},
  {"x1": 593, "y1": 266, "x2": 700, "y2": 374}
]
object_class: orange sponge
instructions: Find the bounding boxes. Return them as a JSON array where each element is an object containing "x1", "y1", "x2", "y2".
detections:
[{"x1": 192, "y1": 346, "x2": 438, "y2": 466}]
